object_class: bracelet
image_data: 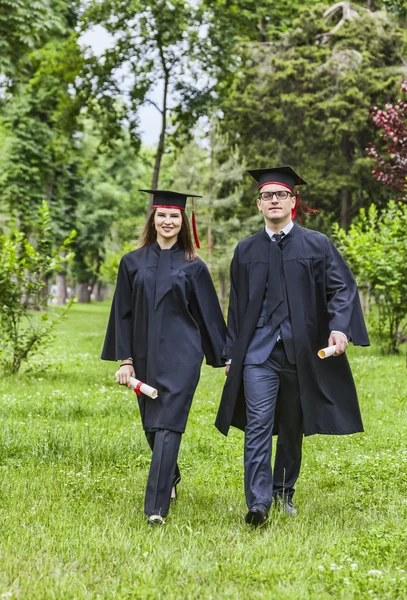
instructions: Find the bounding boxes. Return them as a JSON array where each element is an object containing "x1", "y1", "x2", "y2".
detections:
[{"x1": 120, "y1": 363, "x2": 133, "y2": 368}]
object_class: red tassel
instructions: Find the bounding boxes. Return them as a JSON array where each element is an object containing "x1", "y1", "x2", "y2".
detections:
[
  {"x1": 292, "y1": 190, "x2": 319, "y2": 222},
  {"x1": 192, "y1": 211, "x2": 200, "y2": 249}
]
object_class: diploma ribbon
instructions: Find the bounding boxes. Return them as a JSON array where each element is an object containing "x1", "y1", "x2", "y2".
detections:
[{"x1": 134, "y1": 381, "x2": 143, "y2": 396}]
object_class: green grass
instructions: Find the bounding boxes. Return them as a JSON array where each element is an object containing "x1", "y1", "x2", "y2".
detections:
[{"x1": 1, "y1": 302, "x2": 407, "y2": 599}]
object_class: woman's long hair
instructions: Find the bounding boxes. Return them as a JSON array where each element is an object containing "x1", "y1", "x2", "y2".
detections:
[{"x1": 139, "y1": 209, "x2": 197, "y2": 261}]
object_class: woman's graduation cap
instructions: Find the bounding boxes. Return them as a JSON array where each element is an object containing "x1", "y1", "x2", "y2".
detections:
[
  {"x1": 139, "y1": 189, "x2": 202, "y2": 248},
  {"x1": 247, "y1": 166, "x2": 318, "y2": 220}
]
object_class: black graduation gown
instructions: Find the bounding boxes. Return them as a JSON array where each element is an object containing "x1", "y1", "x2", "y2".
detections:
[
  {"x1": 102, "y1": 242, "x2": 226, "y2": 433},
  {"x1": 215, "y1": 224, "x2": 370, "y2": 437}
]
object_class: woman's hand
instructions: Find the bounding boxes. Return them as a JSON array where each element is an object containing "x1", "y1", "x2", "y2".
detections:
[{"x1": 116, "y1": 364, "x2": 135, "y2": 388}]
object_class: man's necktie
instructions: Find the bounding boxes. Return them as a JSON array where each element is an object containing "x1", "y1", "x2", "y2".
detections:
[
  {"x1": 267, "y1": 232, "x2": 288, "y2": 324},
  {"x1": 154, "y1": 249, "x2": 172, "y2": 309}
]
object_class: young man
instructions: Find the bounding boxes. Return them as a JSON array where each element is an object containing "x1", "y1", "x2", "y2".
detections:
[{"x1": 216, "y1": 166, "x2": 369, "y2": 526}]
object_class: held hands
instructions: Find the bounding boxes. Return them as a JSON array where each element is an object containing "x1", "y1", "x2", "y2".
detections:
[
  {"x1": 328, "y1": 331, "x2": 348, "y2": 356},
  {"x1": 116, "y1": 364, "x2": 135, "y2": 388}
]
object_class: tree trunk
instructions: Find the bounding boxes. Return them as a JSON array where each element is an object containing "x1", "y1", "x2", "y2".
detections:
[
  {"x1": 92, "y1": 281, "x2": 106, "y2": 302},
  {"x1": 56, "y1": 260, "x2": 67, "y2": 306},
  {"x1": 358, "y1": 285, "x2": 369, "y2": 315},
  {"x1": 340, "y1": 188, "x2": 352, "y2": 229},
  {"x1": 76, "y1": 283, "x2": 91, "y2": 303},
  {"x1": 218, "y1": 272, "x2": 228, "y2": 314},
  {"x1": 148, "y1": 66, "x2": 170, "y2": 214},
  {"x1": 207, "y1": 126, "x2": 215, "y2": 270},
  {"x1": 257, "y1": 17, "x2": 267, "y2": 43},
  {"x1": 340, "y1": 134, "x2": 354, "y2": 229}
]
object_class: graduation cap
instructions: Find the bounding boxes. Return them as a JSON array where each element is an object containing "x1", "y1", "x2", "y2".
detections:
[
  {"x1": 247, "y1": 165, "x2": 307, "y2": 191},
  {"x1": 139, "y1": 189, "x2": 202, "y2": 248},
  {"x1": 247, "y1": 166, "x2": 317, "y2": 220}
]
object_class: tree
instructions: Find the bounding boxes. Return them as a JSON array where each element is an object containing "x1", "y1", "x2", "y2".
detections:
[
  {"x1": 367, "y1": 80, "x2": 407, "y2": 196},
  {"x1": 83, "y1": 0, "x2": 210, "y2": 209},
  {"x1": 0, "y1": 0, "x2": 91, "y2": 304},
  {"x1": 70, "y1": 129, "x2": 156, "y2": 301},
  {"x1": 0, "y1": 0, "x2": 64, "y2": 83},
  {"x1": 208, "y1": 3, "x2": 406, "y2": 230},
  {"x1": 0, "y1": 31, "x2": 85, "y2": 232},
  {"x1": 333, "y1": 201, "x2": 407, "y2": 354}
]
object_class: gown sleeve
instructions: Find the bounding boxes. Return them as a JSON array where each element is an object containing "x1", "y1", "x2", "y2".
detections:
[
  {"x1": 222, "y1": 245, "x2": 240, "y2": 360},
  {"x1": 101, "y1": 257, "x2": 134, "y2": 361},
  {"x1": 189, "y1": 263, "x2": 227, "y2": 368},
  {"x1": 325, "y1": 238, "x2": 370, "y2": 346}
]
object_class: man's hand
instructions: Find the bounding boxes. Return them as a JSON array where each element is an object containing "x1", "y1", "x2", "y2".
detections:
[
  {"x1": 116, "y1": 364, "x2": 135, "y2": 388},
  {"x1": 328, "y1": 331, "x2": 348, "y2": 356},
  {"x1": 225, "y1": 364, "x2": 231, "y2": 376}
]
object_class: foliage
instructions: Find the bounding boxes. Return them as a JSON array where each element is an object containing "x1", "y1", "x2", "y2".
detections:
[
  {"x1": 0, "y1": 32, "x2": 85, "y2": 234},
  {"x1": 82, "y1": 0, "x2": 211, "y2": 192},
  {"x1": 99, "y1": 242, "x2": 138, "y2": 286},
  {"x1": 70, "y1": 132, "x2": 154, "y2": 287},
  {"x1": 0, "y1": 202, "x2": 75, "y2": 374},
  {"x1": 200, "y1": 0, "x2": 323, "y2": 90},
  {"x1": 0, "y1": 0, "x2": 64, "y2": 83},
  {"x1": 333, "y1": 201, "x2": 407, "y2": 354},
  {"x1": 210, "y1": 4, "x2": 406, "y2": 231},
  {"x1": 367, "y1": 80, "x2": 407, "y2": 195}
]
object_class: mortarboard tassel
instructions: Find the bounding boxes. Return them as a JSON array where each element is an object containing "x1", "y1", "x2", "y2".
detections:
[
  {"x1": 292, "y1": 177, "x2": 319, "y2": 222},
  {"x1": 191, "y1": 198, "x2": 201, "y2": 249}
]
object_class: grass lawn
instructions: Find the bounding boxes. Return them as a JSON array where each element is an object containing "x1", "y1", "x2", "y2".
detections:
[{"x1": 1, "y1": 302, "x2": 407, "y2": 599}]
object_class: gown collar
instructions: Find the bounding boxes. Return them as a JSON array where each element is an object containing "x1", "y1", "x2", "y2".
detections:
[
  {"x1": 153, "y1": 240, "x2": 182, "y2": 253},
  {"x1": 265, "y1": 220, "x2": 294, "y2": 239}
]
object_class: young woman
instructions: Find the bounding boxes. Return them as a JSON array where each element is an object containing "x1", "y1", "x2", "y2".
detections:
[{"x1": 101, "y1": 190, "x2": 226, "y2": 526}]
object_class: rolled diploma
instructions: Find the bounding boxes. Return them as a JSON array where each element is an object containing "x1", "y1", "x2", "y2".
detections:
[
  {"x1": 317, "y1": 345, "x2": 336, "y2": 359},
  {"x1": 129, "y1": 376, "x2": 158, "y2": 398}
]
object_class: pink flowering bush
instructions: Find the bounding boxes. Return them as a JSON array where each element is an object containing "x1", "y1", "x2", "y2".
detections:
[{"x1": 367, "y1": 81, "x2": 407, "y2": 196}]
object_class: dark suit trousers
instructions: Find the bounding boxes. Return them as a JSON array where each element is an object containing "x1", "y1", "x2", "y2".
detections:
[
  {"x1": 243, "y1": 343, "x2": 303, "y2": 510},
  {"x1": 144, "y1": 429, "x2": 182, "y2": 517}
]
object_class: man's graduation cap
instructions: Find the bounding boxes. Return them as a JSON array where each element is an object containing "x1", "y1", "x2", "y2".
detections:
[
  {"x1": 248, "y1": 166, "x2": 306, "y2": 191},
  {"x1": 139, "y1": 189, "x2": 202, "y2": 248},
  {"x1": 247, "y1": 165, "x2": 317, "y2": 220}
]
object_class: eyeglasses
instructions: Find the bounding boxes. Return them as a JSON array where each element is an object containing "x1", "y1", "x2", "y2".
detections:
[{"x1": 260, "y1": 191, "x2": 293, "y2": 201}]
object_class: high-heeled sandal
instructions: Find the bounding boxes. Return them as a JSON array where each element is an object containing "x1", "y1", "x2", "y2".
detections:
[{"x1": 171, "y1": 471, "x2": 181, "y2": 502}]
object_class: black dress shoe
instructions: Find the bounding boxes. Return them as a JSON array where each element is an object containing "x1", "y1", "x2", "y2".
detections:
[
  {"x1": 245, "y1": 505, "x2": 268, "y2": 526},
  {"x1": 274, "y1": 497, "x2": 298, "y2": 516}
]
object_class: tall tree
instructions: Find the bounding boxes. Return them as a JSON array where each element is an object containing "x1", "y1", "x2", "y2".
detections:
[
  {"x1": 83, "y1": 0, "x2": 210, "y2": 209},
  {"x1": 69, "y1": 130, "x2": 154, "y2": 302},
  {"x1": 0, "y1": 2, "x2": 88, "y2": 302},
  {"x1": 0, "y1": 34, "x2": 84, "y2": 230},
  {"x1": 209, "y1": 4, "x2": 406, "y2": 230}
]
